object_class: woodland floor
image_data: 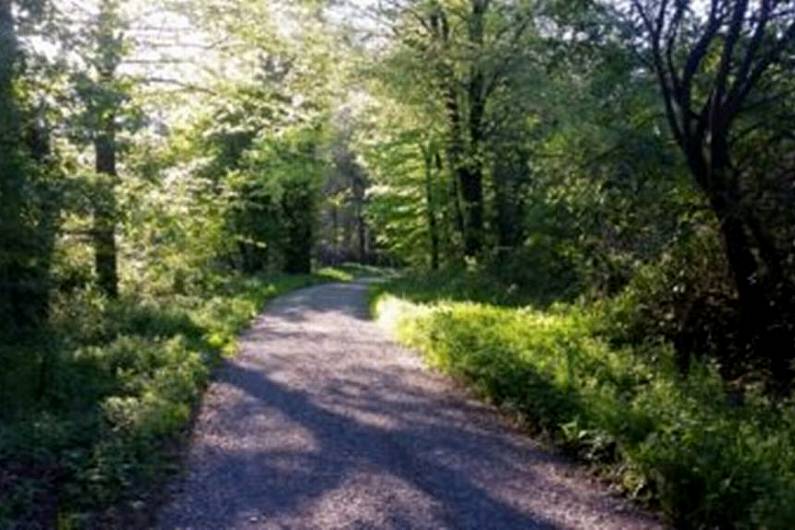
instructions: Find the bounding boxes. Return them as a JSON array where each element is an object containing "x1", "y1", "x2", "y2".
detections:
[{"x1": 156, "y1": 280, "x2": 661, "y2": 530}]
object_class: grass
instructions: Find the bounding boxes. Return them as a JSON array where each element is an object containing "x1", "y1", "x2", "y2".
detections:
[
  {"x1": 372, "y1": 271, "x2": 795, "y2": 530},
  {"x1": 0, "y1": 269, "x2": 346, "y2": 529},
  {"x1": 317, "y1": 262, "x2": 398, "y2": 282}
]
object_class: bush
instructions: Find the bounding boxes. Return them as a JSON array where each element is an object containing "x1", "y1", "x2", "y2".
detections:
[
  {"x1": 604, "y1": 227, "x2": 750, "y2": 379},
  {"x1": 0, "y1": 270, "x2": 340, "y2": 528},
  {"x1": 374, "y1": 278, "x2": 795, "y2": 529}
]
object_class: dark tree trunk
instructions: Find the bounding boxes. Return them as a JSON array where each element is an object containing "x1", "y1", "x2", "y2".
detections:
[
  {"x1": 716, "y1": 208, "x2": 795, "y2": 391},
  {"x1": 714, "y1": 203, "x2": 763, "y2": 313},
  {"x1": 450, "y1": 167, "x2": 466, "y2": 246},
  {"x1": 0, "y1": 0, "x2": 52, "y2": 332},
  {"x1": 357, "y1": 215, "x2": 367, "y2": 263},
  {"x1": 283, "y1": 186, "x2": 314, "y2": 275},
  {"x1": 352, "y1": 173, "x2": 368, "y2": 263},
  {"x1": 442, "y1": 86, "x2": 468, "y2": 255},
  {"x1": 458, "y1": 164, "x2": 484, "y2": 257},
  {"x1": 93, "y1": 126, "x2": 120, "y2": 299},
  {"x1": 444, "y1": 85, "x2": 484, "y2": 258},
  {"x1": 429, "y1": 2, "x2": 486, "y2": 259},
  {"x1": 330, "y1": 204, "x2": 339, "y2": 258},
  {"x1": 493, "y1": 151, "x2": 528, "y2": 257},
  {"x1": 423, "y1": 145, "x2": 441, "y2": 270},
  {"x1": 458, "y1": 1, "x2": 488, "y2": 258},
  {"x1": 705, "y1": 163, "x2": 793, "y2": 391}
]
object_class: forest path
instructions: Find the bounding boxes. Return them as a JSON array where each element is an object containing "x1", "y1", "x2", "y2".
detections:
[{"x1": 157, "y1": 280, "x2": 660, "y2": 530}]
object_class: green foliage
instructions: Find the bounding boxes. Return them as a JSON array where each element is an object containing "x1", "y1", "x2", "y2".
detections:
[
  {"x1": 2, "y1": 0, "x2": 791, "y2": 527},
  {"x1": 605, "y1": 227, "x2": 740, "y2": 363},
  {"x1": 373, "y1": 275, "x2": 795, "y2": 529},
  {"x1": 0, "y1": 1, "x2": 60, "y2": 336},
  {"x1": 0, "y1": 271, "x2": 341, "y2": 527}
]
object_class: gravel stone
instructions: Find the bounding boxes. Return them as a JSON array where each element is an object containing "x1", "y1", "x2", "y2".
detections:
[{"x1": 157, "y1": 281, "x2": 662, "y2": 530}]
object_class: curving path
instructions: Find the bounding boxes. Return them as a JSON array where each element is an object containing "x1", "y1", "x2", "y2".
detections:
[{"x1": 157, "y1": 281, "x2": 661, "y2": 530}]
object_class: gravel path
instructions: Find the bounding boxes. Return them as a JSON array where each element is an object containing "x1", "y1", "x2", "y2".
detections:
[{"x1": 157, "y1": 281, "x2": 661, "y2": 530}]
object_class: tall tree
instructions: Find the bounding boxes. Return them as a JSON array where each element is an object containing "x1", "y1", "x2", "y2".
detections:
[
  {"x1": 420, "y1": 139, "x2": 442, "y2": 270},
  {"x1": 61, "y1": 0, "x2": 139, "y2": 298},
  {"x1": 629, "y1": 0, "x2": 795, "y2": 387},
  {"x1": 0, "y1": 0, "x2": 54, "y2": 333},
  {"x1": 80, "y1": 0, "x2": 128, "y2": 298},
  {"x1": 374, "y1": 0, "x2": 536, "y2": 259}
]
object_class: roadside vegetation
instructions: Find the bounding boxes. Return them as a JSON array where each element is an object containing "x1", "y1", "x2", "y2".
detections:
[
  {"x1": 0, "y1": 271, "x2": 344, "y2": 527},
  {"x1": 373, "y1": 271, "x2": 795, "y2": 529}
]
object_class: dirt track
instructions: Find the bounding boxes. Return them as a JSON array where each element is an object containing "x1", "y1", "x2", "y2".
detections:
[{"x1": 157, "y1": 281, "x2": 660, "y2": 529}]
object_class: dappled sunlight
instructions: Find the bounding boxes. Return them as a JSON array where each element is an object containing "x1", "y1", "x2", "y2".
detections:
[
  {"x1": 3, "y1": 0, "x2": 792, "y2": 526},
  {"x1": 159, "y1": 281, "x2": 658, "y2": 529}
]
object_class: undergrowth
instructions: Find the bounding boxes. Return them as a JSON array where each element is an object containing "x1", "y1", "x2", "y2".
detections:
[
  {"x1": 0, "y1": 270, "x2": 343, "y2": 529},
  {"x1": 372, "y1": 272, "x2": 795, "y2": 530}
]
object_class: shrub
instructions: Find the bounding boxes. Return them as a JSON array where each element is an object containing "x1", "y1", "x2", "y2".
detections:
[
  {"x1": 374, "y1": 282, "x2": 795, "y2": 529},
  {"x1": 0, "y1": 270, "x2": 340, "y2": 527},
  {"x1": 605, "y1": 227, "x2": 751, "y2": 379}
]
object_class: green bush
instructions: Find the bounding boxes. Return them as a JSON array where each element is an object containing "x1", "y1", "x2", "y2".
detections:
[
  {"x1": 374, "y1": 279, "x2": 795, "y2": 529},
  {"x1": 0, "y1": 270, "x2": 342, "y2": 527},
  {"x1": 604, "y1": 227, "x2": 750, "y2": 379}
]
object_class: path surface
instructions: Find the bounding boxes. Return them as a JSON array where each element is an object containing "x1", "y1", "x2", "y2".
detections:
[{"x1": 158, "y1": 281, "x2": 660, "y2": 530}]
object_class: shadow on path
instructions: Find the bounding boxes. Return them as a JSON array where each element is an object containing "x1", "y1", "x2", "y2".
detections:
[{"x1": 157, "y1": 281, "x2": 659, "y2": 530}]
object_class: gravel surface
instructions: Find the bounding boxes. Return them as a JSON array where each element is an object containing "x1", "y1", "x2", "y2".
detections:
[{"x1": 157, "y1": 281, "x2": 661, "y2": 530}]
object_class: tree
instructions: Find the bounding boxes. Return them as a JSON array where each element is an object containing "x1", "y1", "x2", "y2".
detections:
[
  {"x1": 629, "y1": 0, "x2": 795, "y2": 388},
  {"x1": 319, "y1": 110, "x2": 373, "y2": 264},
  {"x1": 374, "y1": 0, "x2": 537, "y2": 259},
  {"x1": 0, "y1": 0, "x2": 56, "y2": 334},
  {"x1": 420, "y1": 139, "x2": 442, "y2": 270},
  {"x1": 70, "y1": 0, "x2": 133, "y2": 298}
]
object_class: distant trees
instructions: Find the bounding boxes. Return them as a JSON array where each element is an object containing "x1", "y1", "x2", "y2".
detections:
[
  {"x1": 319, "y1": 114, "x2": 373, "y2": 265},
  {"x1": 630, "y1": 0, "x2": 795, "y2": 388},
  {"x1": 368, "y1": 0, "x2": 538, "y2": 262},
  {"x1": 223, "y1": 127, "x2": 323, "y2": 275}
]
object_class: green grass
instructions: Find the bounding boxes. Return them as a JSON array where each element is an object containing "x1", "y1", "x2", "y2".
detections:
[
  {"x1": 372, "y1": 271, "x2": 795, "y2": 530},
  {"x1": 0, "y1": 269, "x2": 345, "y2": 528},
  {"x1": 317, "y1": 262, "x2": 398, "y2": 282}
]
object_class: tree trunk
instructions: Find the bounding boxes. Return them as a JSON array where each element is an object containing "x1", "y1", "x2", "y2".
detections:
[
  {"x1": 357, "y1": 213, "x2": 367, "y2": 263},
  {"x1": 709, "y1": 179, "x2": 794, "y2": 391},
  {"x1": 458, "y1": 0, "x2": 488, "y2": 259},
  {"x1": 352, "y1": 174, "x2": 367, "y2": 263},
  {"x1": 450, "y1": 167, "x2": 466, "y2": 247},
  {"x1": 423, "y1": 145, "x2": 441, "y2": 270},
  {"x1": 331, "y1": 205, "x2": 341, "y2": 261},
  {"x1": 0, "y1": 1, "x2": 51, "y2": 332},
  {"x1": 93, "y1": 126, "x2": 120, "y2": 299},
  {"x1": 458, "y1": 164, "x2": 484, "y2": 257},
  {"x1": 493, "y1": 151, "x2": 527, "y2": 257},
  {"x1": 283, "y1": 186, "x2": 314, "y2": 274}
]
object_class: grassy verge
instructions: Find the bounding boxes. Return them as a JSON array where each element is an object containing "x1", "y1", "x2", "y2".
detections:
[
  {"x1": 317, "y1": 262, "x2": 397, "y2": 282},
  {"x1": 372, "y1": 272, "x2": 795, "y2": 529},
  {"x1": 0, "y1": 270, "x2": 343, "y2": 529}
]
